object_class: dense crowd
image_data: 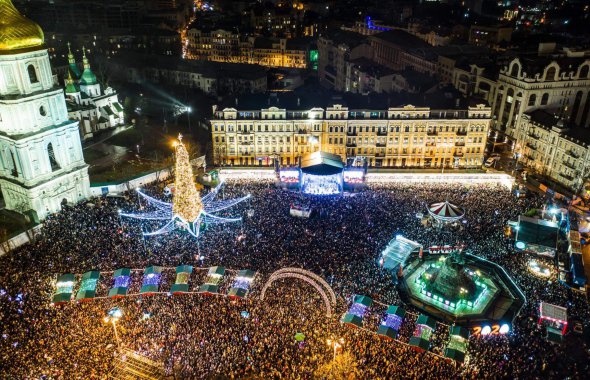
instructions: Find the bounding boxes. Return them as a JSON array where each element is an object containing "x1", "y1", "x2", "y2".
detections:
[{"x1": 0, "y1": 179, "x2": 589, "y2": 379}]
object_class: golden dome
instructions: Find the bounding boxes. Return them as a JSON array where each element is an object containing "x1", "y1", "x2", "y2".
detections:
[{"x1": 0, "y1": 0, "x2": 44, "y2": 52}]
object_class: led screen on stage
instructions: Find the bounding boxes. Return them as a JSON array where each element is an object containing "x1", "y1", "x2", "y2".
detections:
[
  {"x1": 280, "y1": 169, "x2": 300, "y2": 183},
  {"x1": 301, "y1": 173, "x2": 343, "y2": 195},
  {"x1": 343, "y1": 169, "x2": 364, "y2": 183}
]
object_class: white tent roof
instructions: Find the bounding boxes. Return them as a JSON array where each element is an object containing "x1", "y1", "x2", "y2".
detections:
[{"x1": 427, "y1": 200, "x2": 465, "y2": 221}]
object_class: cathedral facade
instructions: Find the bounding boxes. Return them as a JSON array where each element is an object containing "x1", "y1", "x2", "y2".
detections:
[{"x1": 0, "y1": 0, "x2": 90, "y2": 220}]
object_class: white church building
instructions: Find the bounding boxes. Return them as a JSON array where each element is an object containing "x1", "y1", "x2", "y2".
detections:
[
  {"x1": 64, "y1": 44, "x2": 125, "y2": 140},
  {"x1": 0, "y1": 0, "x2": 90, "y2": 220}
]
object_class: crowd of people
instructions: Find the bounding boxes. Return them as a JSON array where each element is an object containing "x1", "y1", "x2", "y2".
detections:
[{"x1": 0, "y1": 178, "x2": 589, "y2": 379}]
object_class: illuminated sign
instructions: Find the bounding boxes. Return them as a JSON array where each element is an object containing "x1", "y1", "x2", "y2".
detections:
[{"x1": 472, "y1": 324, "x2": 510, "y2": 336}]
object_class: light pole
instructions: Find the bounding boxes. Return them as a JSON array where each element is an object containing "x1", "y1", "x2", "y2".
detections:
[
  {"x1": 104, "y1": 307, "x2": 123, "y2": 351},
  {"x1": 326, "y1": 337, "x2": 344, "y2": 363},
  {"x1": 186, "y1": 106, "x2": 192, "y2": 135}
]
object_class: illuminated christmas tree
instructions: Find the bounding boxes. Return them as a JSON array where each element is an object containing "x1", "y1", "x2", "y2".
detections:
[
  {"x1": 172, "y1": 135, "x2": 203, "y2": 222},
  {"x1": 120, "y1": 134, "x2": 251, "y2": 238}
]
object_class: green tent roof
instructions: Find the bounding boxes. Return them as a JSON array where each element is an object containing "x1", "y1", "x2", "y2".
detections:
[
  {"x1": 113, "y1": 268, "x2": 131, "y2": 277},
  {"x1": 237, "y1": 269, "x2": 256, "y2": 279},
  {"x1": 57, "y1": 273, "x2": 75, "y2": 283},
  {"x1": 353, "y1": 295, "x2": 373, "y2": 307},
  {"x1": 76, "y1": 271, "x2": 100, "y2": 301},
  {"x1": 76, "y1": 290, "x2": 97, "y2": 301},
  {"x1": 113, "y1": 102, "x2": 123, "y2": 112},
  {"x1": 409, "y1": 336, "x2": 430, "y2": 350},
  {"x1": 140, "y1": 284, "x2": 159, "y2": 294},
  {"x1": 376, "y1": 325, "x2": 398, "y2": 339},
  {"x1": 108, "y1": 287, "x2": 129, "y2": 298},
  {"x1": 208, "y1": 266, "x2": 225, "y2": 276},
  {"x1": 449, "y1": 326, "x2": 470, "y2": 339},
  {"x1": 176, "y1": 265, "x2": 193, "y2": 274},
  {"x1": 386, "y1": 305, "x2": 406, "y2": 318},
  {"x1": 52, "y1": 293, "x2": 72, "y2": 304},
  {"x1": 81, "y1": 270, "x2": 100, "y2": 280},
  {"x1": 444, "y1": 348, "x2": 466, "y2": 362},
  {"x1": 341, "y1": 313, "x2": 363, "y2": 328},
  {"x1": 80, "y1": 68, "x2": 98, "y2": 85},
  {"x1": 171, "y1": 283, "x2": 190, "y2": 294},
  {"x1": 228, "y1": 287, "x2": 247, "y2": 298},
  {"x1": 144, "y1": 266, "x2": 162, "y2": 275},
  {"x1": 416, "y1": 314, "x2": 436, "y2": 329},
  {"x1": 199, "y1": 283, "x2": 219, "y2": 294}
]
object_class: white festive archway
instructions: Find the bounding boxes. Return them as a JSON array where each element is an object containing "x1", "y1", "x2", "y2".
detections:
[{"x1": 259, "y1": 268, "x2": 336, "y2": 317}]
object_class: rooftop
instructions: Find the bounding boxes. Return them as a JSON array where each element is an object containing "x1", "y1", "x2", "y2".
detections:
[
  {"x1": 320, "y1": 29, "x2": 368, "y2": 49},
  {"x1": 370, "y1": 30, "x2": 431, "y2": 50}
]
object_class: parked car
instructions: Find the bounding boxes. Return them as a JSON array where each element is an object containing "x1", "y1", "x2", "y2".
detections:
[{"x1": 484, "y1": 156, "x2": 499, "y2": 168}]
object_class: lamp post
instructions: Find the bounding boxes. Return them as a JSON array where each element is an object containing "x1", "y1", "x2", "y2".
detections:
[
  {"x1": 186, "y1": 106, "x2": 192, "y2": 135},
  {"x1": 104, "y1": 307, "x2": 123, "y2": 351},
  {"x1": 326, "y1": 337, "x2": 344, "y2": 363}
]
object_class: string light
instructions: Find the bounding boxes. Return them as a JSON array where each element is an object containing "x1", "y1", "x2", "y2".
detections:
[
  {"x1": 119, "y1": 134, "x2": 251, "y2": 238},
  {"x1": 172, "y1": 134, "x2": 204, "y2": 223}
]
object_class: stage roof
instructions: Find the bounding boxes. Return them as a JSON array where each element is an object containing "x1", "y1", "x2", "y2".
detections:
[
  {"x1": 300, "y1": 151, "x2": 344, "y2": 175},
  {"x1": 516, "y1": 215, "x2": 558, "y2": 249}
]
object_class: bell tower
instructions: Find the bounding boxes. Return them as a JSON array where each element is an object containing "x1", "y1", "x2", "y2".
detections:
[{"x1": 0, "y1": 0, "x2": 90, "y2": 220}]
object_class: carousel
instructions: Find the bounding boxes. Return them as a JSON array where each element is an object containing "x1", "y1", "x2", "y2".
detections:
[{"x1": 426, "y1": 201, "x2": 465, "y2": 229}]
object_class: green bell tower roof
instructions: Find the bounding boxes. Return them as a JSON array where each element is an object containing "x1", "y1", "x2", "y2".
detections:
[
  {"x1": 79, "y1": 46, "x2": 97, "y2": 85},
  {"x1": 65, "y1": 71, "x2": 77, "y2": 94}
]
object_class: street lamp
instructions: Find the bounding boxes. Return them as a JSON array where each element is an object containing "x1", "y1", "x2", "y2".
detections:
[
  {"x1": 104, "y1": 307, "x2": 123, "y2": 351},
  {"x1": 326, "y1": 337, "x2": 344, "y2": 363},
  {"x1": 186, "y1": 106, "x2": 192, "y2": 135}
]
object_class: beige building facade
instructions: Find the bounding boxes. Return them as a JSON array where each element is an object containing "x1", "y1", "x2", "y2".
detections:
[
  {"x1": 515, "y1": 110, "x2": 590, "y2": 192},
  {"x1": 210, "y1": 104, "x2": 491, "y2": 168}
]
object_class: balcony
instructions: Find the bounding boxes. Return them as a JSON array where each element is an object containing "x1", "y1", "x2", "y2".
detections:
[
  {"x1": 346, "y1": 131, "x2": 358, "y2": 136},
  {"x1": 376, "y1": 152, "x2": 386, "y2": 157},
  {"x1": 239, "y1": 141, "x2": 252, "y2": 145},
  {"x1": 560, "y1": 172, "x2": 574, "y2": 181},
  {"x1": 297, "y1": 129, "x2": 309, "y2": 135},
  {"x1": 563, "y1": 161, "x2": 577, "y2": 170},
  {"x1": 527, "y1": 132, "x2": 540, "y2": 139},
  {"x1": 456, "y1": 130, "x2": 468, "y2": 136},
  {"x1": 427, "y1": 130, "x2": 438, "y2": 136},
  {"x1": 566, "y1": 150, "x2": 580, "y2": 159},
  {"x1": 238, "y1": 130, "x2": 252, "y2": 135},
  {"x1": 425, "y1": 142, "x2": 436, "y2": 147},
  {"x1": 346, "y1": 142, "x2": 357, "y2": 147},
  {"x1": 376, "y1": 142, "x2": 387, "y2": 147},
  {"x1": 526, "y1": 142, "x2": 537, "y2": 151},
  {"x1": 453, "y1": 152, "x2": 464, "y2": 157},
  {"x1": 455, "y1": 141, "x2": 465, "y2": 146},
  {"x1": 377, "y1": 129, "x2": 388, "y2": 136}
]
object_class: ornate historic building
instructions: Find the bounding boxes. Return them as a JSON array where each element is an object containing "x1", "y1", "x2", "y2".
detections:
[
  {"x1": 515, "y1": 109, "x2": 590, "y2": 192},
  {"x1": 449, "y1": 51, "x2": 590, "y2": 138},
  {"x1": 210, "y1": 104, "x2": 491, "y2": 168},
  {"x1": 63, "y1": 44, "x2": 125, "y2": 140},
  {"x1": 0, "y1": 0, "x2": 90, "y2": 220}
]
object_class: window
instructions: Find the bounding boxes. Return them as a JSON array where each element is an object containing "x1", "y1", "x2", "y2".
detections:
[
  {"x1": 545, "y1": 67, "x2": 556, "y2": 81},
  {"x1": 528, "y1": 94, "x2": 536, "y2": 107},
  {"x1": 27, "y1": 65, "x2": 39, "y2": 84},
  {"x1": 47, "y1": 143, "x2": 60, "y2": 171},
  {"x1": 541, "y1": 93, "x2": 549, "y2": 106},
  {"x1": 580, "y1": 65, "x2": 590, "y2": 79}
]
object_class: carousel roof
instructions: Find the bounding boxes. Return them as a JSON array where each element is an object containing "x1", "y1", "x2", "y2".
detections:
[{"x1": 427, "y1": 201, "x2": 465, "y2": 222}]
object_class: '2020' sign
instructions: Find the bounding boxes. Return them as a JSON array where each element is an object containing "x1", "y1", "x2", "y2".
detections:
[{"x1": 472, "y1": 324, "x2": 510, "y2": 336}]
